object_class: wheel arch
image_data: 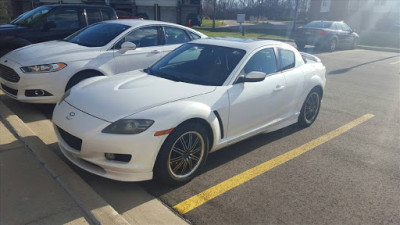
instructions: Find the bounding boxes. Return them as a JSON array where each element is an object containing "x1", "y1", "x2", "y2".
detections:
[{"x1": 65, "y1": 69, "x2": 104, "y2": 91}]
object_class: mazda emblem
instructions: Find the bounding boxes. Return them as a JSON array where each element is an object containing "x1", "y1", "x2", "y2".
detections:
[{"x1": 66, "y1": 112, "x2": 75, "y2": 120}]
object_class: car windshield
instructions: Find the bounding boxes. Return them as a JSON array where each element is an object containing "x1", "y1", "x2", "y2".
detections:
[
  {"x1": 10, "y1": 6, "x2": 52, "y2": 26},
  {"x1": 304, "y1": 21, "x2": 333, "y2": 28},
  {"x1": 64, "y1": 23, "x2": 130, "y2": 47},
  {"x1": 147, "y1": 43, "x2": 246, "y2": 86}
]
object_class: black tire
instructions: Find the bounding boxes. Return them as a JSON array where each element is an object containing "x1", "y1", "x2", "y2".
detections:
[
  {"x1": 327, "y1": 38, "x2": 337, "y2": 52},
  {"x1": 351, "y1": 38, "x2": 358, "y2": 49},
  {"x1": 296, "y1": 41, "x2": 305, "y2": 50},
  {"x1": 154, "y1": 122, "x2": 209, "y2": 185},
  {"x1": 298, "y1": 88, "x2": 322, "y2": 127},
  {"x1": 65, "y1": 71, "x2": 102, "y2": 91}
]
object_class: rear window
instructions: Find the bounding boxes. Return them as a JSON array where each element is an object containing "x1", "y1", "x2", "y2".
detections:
[
  {"x1": 65, "y1": 23, "x2": 129, "y2": 47},
  {"x1": 304, "y1": 21, "x2": 333, "y2": 28}
]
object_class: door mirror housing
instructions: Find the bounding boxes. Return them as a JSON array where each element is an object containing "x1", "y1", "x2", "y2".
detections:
[
  {"x1": 42, "y1": 21, "x2": 56, "y2": 31},
  {"x1": 119, "y1": 42, "x2": 136, "y2": 54},
  {"x1": 236, "y1": 71, "x2": 267, "y2": 84}
]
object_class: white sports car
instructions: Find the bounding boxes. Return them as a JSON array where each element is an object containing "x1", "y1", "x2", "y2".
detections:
[
  {"x1": 52, "y1": 38, "x2": 326, "y2": 185},
  {"x1": 0, "y1": 20, "x2": 206, "y2": 103}
]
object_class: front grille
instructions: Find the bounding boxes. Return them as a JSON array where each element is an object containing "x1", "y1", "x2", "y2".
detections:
[
  {"x1": 1, "y1": 83, "x2": 18, "y2": 96},
  {"x1": 57, "y1": 126, "x2": 82, "y2": 151},
  {"x1": 0, "y1": 64, "x2": 20, "y2": 82}
]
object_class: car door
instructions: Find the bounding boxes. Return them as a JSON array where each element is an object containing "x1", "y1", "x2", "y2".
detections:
[
  {"x1": 158, "y1": 26, "x2": 193, "y2": 58},
  {"x1": 337, "y1": 23, "x2": 353, "y2": 46},
  {"x1": 227, "y1": 48, "x2": 286, "y2": 138},
  {"x1": 277, "y1": 48, "x2": 305, "y2": 118},
  {"x1": 40, "y1": 7, "x2": 82, "y2": 41},
  {"x1": 112, "y1": 26, "x2": 164, "y2": 74}
]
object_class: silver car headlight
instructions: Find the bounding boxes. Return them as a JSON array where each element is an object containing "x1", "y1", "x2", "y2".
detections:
[
  {"x1": 20, "y1": 63, "x2": 67, "y2": 73},
  {"x1": 102, "y1": 119, "x2": 154, "y2": 134}
]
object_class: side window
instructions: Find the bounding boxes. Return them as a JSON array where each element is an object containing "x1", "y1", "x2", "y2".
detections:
[
  {"x1": 47, "y1": 9, "x2": 79, "y2": 30},
  {"x1": 189, "y1": 32, "x2": 201, "y2": 40},
  {"x1": 242, "y1": 48, "x2": 277, "y2": 75},
  {"x1": 331, "y1": 23, "x2": 340, "y2": 30},
  {"x1": 341, "y1": 23, "x2": 352, "y2": 32},
  {"x1": 278, "y1": 49, "x2": 296, "y2": 71},
  {"x1": 86, "y1": 9, "x2": 102, "y2": 25},
  {"x1": 101, "y1": 9, "x2": 111, "y2": 20},
  {"x1": 164, "y1": 27, "x2": 191, "y2": 45},
  {"x1": 115, "y1": 26, "x2": 159, "y2": 49}
]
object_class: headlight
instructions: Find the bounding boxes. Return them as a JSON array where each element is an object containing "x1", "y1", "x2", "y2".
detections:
[
  {"x1": 20, "y1": 63, "x2": 67, "y2": 73},
  {"x1": 102, "y1": 119, "x2": 154, "y2": 134},
  {"x1": 59, "y1": 89, "x2": 71, "y2": 103}
]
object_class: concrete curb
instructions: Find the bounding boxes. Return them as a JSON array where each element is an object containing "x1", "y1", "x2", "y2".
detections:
[
  {"x1": 0, "y1": 99, "x2": 131, "y2": 225},
  {"x1": 357, "y1": 45, "x2": 400, "y2": 53}
]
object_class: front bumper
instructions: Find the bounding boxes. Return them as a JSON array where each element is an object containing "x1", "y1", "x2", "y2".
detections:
[
  {"x1": 0, "y1": 58, "x2": 70, "y2": 103},
  {"x1": 52, "y1": 101, "x2": 168, "y2": 182}
]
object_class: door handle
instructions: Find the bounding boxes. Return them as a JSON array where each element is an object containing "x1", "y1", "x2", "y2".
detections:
[
  {"x1": 274, "y1": 85, "x2": 285, "y2": 92},
  {"x1": 151, "y1": 50, "x2": 161, "y2": 54}
]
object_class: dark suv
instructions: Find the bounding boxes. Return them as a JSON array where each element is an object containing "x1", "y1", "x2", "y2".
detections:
[{"x1": 0, "y1": 4, "x2": 117, "y2": 56}]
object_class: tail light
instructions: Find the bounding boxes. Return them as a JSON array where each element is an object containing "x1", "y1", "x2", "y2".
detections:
[{"x1": 319, "y1": 30, "x2": 327, "y2": 35}]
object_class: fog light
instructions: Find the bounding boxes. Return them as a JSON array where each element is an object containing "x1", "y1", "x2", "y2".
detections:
[
  {"x1": 25, "y1": 89, "x2": 52, "y2": 97},
  {"x1": 105, "y1": 153, "x2": 116, "y2": 160},
  {"x1": 104, "y1": 153, "x2": 132, "y2": 162}
]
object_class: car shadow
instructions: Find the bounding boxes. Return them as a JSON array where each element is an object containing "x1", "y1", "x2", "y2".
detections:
[{"x1": 328, "y1": 55, "x2": 400, "y2": 75}]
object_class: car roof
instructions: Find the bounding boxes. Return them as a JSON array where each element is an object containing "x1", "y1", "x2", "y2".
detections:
[
  {"x1": 190, "y1": 37, "x2": 291, "y2": 51},
  {"x1": 102, "y1": 20, "x2": 207, "y2": 36},
  {"x1": 45, "y1": 4, "x2": 113, "y2": 9}
]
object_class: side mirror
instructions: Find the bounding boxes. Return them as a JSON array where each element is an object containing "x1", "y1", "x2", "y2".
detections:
[
  {"x1": 118, "y1": 42, "x2": 136, "y2": 54},
  {"x1": 236, "y1": 71, "x2": 267, "y2": 84},
  {"x1": 42, "y1": 21, "x2": 56, "y2": 31}
]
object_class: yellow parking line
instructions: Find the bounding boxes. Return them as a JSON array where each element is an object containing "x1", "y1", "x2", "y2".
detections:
[
  {"x1": 173, "y1": 114, "x2": 375, "y2": 214},
  {"x1": 390, "y1": 60, "x2": 400, "y2": 65}
]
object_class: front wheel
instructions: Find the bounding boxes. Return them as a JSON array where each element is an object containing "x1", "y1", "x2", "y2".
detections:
[
  {"x1": 298, "y1": 89, "x2": 321, "y2": 127},
  {"x1": 154, "y1": 122, "x2": 209, "y2": 185}
]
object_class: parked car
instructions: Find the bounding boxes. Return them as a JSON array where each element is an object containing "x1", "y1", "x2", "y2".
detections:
[
  {"x1": 52, "y1": 38, "x2": 326, "y2": 184},
  {"x1": 186, "y1": 13, "x2": 202, "y2": 26},
  {"x1": 116, "y1": 10, "x2": 142, "y2": 20},
  {"x1": 0, "y1": 4, "x2": 117, "y2": 57},
  {"x1": 136, "y1": 13, "x2": 149, "y2": 20},
  {"x1": 294, "y1": 20, "x2": 359, "y2": 51},
  {"x1": 0, "y1": 20, "x2": 206, "y2": 103}
]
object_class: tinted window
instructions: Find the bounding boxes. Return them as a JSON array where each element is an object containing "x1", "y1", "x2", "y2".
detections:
[
  {"x1": 164, "y1": 27, "x2": 191, "y2": 45},
  {"x1": 242, "y1": 48, "x2": 277, "y2": 75},
  {"x1": 10, "y1": 6, "x2": 52, "y2": 26},
  {"x1": 101, "y1": 9, "x2": 111, "y2": 20},
  {"x1": 279, "y1": 49, "x2": 295, "y2": 71},
  {"x1": 65, "y1": 23, "x2": 130, "y2": 47},
  {"x1": 189, "y1": 32, "x2": 201, "y2": 40},
  {"x1": 148, "y1": 43, "x2": 246, "y2": 86},
  {"x1": 47, "y1": 9, "x2": 79, "y2": 30},
  {"x1": 304, "y1": 21, "x2": 333, "y2": 28},
  {"x1": 115, "y1": 26, "x2": 159, "y2": 48},
  {"x1": 341, "y1": 23, "x2": 352, "y2": 32},
  {"x1": 86, "y1": 9, "x2": 102, "y2": 25}
]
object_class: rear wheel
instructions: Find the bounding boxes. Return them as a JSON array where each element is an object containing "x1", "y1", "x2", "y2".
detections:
[
  {"x1": 298, "y1": 88, "x2": 321, "y2": 127},
  {"x1": 296, "y1": 41, "x2": 305, "y2": 50},
  {"x1": 154, "y1": 122, "x2": 209, "y2": 185}
]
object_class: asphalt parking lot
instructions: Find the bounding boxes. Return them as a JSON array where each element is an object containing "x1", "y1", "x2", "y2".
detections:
[{"x1": 1, "y1": 48, "x2": 399, "y2": 224}]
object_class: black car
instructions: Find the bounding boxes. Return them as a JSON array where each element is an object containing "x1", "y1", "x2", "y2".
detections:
[
  {"x1": 0, "y1": 4, "x2": 117, "y2": 57},
  {"x1": 186, "y1": 13, "x2": 202, "y2": 26},
  {"x1": 294, "y1": 21, "x2": 359, "y2": 51}
]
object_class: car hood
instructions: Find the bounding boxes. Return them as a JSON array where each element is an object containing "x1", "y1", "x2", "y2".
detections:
[
  {"x1": 5, "y1": 41, "x2": 99, "y2": 66},
  {"x1": 66, "y1": 71, "x2": 217, "y2": 122},
  {"x1": 0, "y1": 24, "x2": 27, "y2": 31}
]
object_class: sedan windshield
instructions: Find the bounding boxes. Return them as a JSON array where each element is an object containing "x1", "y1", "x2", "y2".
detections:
[
  {"x1": 148, "y1": 43, "x2": 246, "y2": 86},
  {"x1": 65, "y1": 23, "x2": 130, "y2": 47},
  {"x1": 304, "y1": 21, "x2": 333, "y2": 29},
  {"x1": 10, "y1": 6, "x2": 52, "y2": 26}
]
